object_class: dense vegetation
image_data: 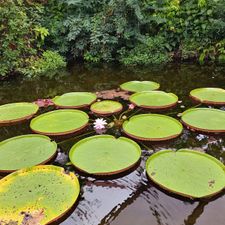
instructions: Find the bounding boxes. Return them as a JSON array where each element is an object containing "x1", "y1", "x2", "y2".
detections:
[{"x1": 0, "y1": 0, "x2": 225, "y2": 78}]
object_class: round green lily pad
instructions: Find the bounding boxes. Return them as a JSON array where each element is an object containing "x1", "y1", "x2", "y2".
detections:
[
  {"x1": 0, "y1": 165, "x2": 80, "y2": 224},
  {"x1": 0, "y1": 134, "x2": 57, "y2": 173},
  {"x1": 181, "y1": 108, "x2": 225, "y2": 133},
  {"x1": 0, "y1": 102, "x2": 39, "y2": 125},
  {"x1": 69, "y1": 135, "x2": 141, "y2": 175},
  {"x1": 120, "y1": 81, "x2": 160, "y2": 93},
  {"x1": 52, "y1": 92, "x2": 97, "y2": 109},
  {"x1": 30, "y1": 109, "x2": 89, "y2": 136},
  {"x1": 123, "y1": 114, "x2": 183, "y2": 141},
  {"x1": 146, "y1": 149, "x2": 225, "y2": 198},
  {"x1": 129, "y1": 91, "x2": 178, "y2": 109},
  {"x1": 190, "y1": 87, "x2": 225, "y2": 105},
  {"x1": 90, "y1": 100, "x2": 123, "y2": 115}
]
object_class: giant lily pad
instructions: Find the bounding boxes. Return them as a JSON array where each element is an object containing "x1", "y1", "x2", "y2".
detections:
[
  {"x1": 69, "y1": 135, "x2": 141, "y2": 175},
  {"x1": 30, "y1": 109, "x2": 89, "y2": 136},
  {"x1": 146, "y1": 149, "x2": 225, "y2": 198},
  {"x1": 52, "y1": 92, "x2": 97, "y2": 109},
  {"x1": 123, "y1": 114, "x2": 183, "y2": 141},
  {"x1": 0, "y1": 165, "x2": 80, "y2": 224},
  {"x1": 190, "y1": 87, "x2": 225, "y2": 105},
  {"x1": 129, "y1": 91, "x2": 178, "y2": 109},
  {"x1": 0, "y1": 134, "x2": 57, "y2": 173},
  {"x1": 90, "y1": 100, "x2": 123, "y2": 115},
  {"x1": 120, "y1": 81, "x2": 160, "y2": 93},
  {"x1": 0, "y1": 102, "x2": 39, "y2": 125},
  {"x1": 181, "y1": 108, "x2": 225, "y2": 133}
]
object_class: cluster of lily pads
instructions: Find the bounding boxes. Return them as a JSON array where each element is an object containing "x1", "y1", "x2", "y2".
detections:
[{"x1": 0, "y1": 81, "x2": 225, "y2": 224}]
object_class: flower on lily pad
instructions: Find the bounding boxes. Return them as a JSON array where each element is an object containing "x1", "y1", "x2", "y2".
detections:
[
  {"x1": 93, "y1": 118, "x2": 107, "y2": 130},
  {"x1": 128, "y1": 104, "x2": 135, "y2": 110}
]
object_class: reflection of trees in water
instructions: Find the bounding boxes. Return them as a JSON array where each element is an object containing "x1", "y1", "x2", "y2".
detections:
[
  {"x1": 62, "y1": 167, "x2": 144, "y2": 225},
  {"x1": 184, "y1": 201, "x2": 208, "y2": 225},
  {"x1": 99, "y1": 175, "x2": 220, "y2": 225}
]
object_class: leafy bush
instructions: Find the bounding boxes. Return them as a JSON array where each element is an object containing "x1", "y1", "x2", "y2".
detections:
[
  {"x1": 0, "y1": 0, "x2": 66, "y2": 78},
  {"x1": 1, "y1": 0, "x2": 225, "y2": 79},
  {"x1": 119, "y1": 36, "x2": 171, "y2": 65},
  {"x1": 19, "y1": 50, "x2": 66, "y2": 77},
  {"x1": 0, "y1": 0, "x2": 37, "y2": 77}
]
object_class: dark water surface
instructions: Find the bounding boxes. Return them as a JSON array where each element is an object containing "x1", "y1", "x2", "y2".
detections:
[{"x1": 0, "y1": 63, "x2": 225, "y2": 225}]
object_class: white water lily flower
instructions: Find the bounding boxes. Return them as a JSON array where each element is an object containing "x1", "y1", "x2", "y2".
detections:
[{"x1": 93, "y1": 118, "x2": 107, "y2": 130}]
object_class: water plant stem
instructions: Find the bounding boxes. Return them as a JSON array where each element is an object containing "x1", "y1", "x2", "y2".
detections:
[
  {"x1": 128, "y1": 108, "x2": 143, "y2": 119},
  {"x1": 57, "y1": 131, "x2": 95, "y2": 145}
]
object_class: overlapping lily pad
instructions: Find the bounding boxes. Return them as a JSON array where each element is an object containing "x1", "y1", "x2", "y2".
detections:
[
  {"x1": 0, "y1": 102, "x2": 39, "y2": 125},
  {"x1": 0, "y1": 134, "x2": 57, "y2": 173},
  {"x1": 30, "y1": 109, "x2": 89, "y2": 136},
  {"x1": 69, "y1": 135, "x2": 141, "y2": 175},
  {"x1": 190, "y1": 87, "x2": 225, "y2": 105},
  {"x1": 120, "y1": 81, "x2": 160, "y2": 93},
  {"x1": 129, "y1": 91, "x2": 178, "y2": 109},
  {"x1": 181, "y1": 108, "x2": 225, "y2": 133},
  {"x1": 146, "y1": 149, "x2": 225, "y2": 198},
  {"x1": 90, "y1": 100, "x2": 123, "y2": 115},
  {"x1": 52, "y1": 92, "x2": 97, "y2": 108},
  {"x1": 0, "y1": 165, "x2": 80, "y2": 224},
  {"x1": 123, "y1": 114, "x2": 183, "y2": 141}
]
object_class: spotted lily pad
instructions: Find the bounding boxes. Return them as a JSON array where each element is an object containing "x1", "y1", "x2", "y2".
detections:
[
  {"x1": 123, "y1": 114, "x2": 183, "y2": 141},
  {"x1": 120, "y1": 81, "x2": 160, "y2": 93},
  {"x1": 181, "y1": 108, "x2": 225, "y2": 133},
  {"x1": 190, "y1": 88, "x2": 225, "y2": 105},
  {"x1": 90, "y1": 100, "x2": 123, "y2": 115},
  {"x1": 146, "y1": 149, "x2": 225, "y2": 198},
  {"x1": 30, "y1": 109, "x2": 89, "y2": 136},
  {"x1": 0, "y1": 102, "x2": 39, "y2": 125},
  {"x1": 0, "y1": 165, "x2": 80, "y2": 224},
  {"x1": 52, "y1": 92, "x2": 97, "y2": 108},
  {"x1": 129, "y1": 91, "x2": 178, "y2": 109},
  {"x1": 69, "y1": 135, "x2": 141, "y2": 175},
  {"x1": 0, "y1": 134, "x2": 57, "y2": 173}
]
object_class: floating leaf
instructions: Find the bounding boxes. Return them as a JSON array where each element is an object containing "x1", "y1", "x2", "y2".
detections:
[
  {"x1": 30, "y1": 109, "x2": 89, "y2": 136},
  {"x1": 33, "y1": 99, "x2": 54, "y2": 108},
  {"x1": 69, "y1": 135, "x2": 141, "y2": 175},
  {"x1": 190, "y1": 87, "x2": 225, "y2": 105},
  {"x1": 0, "y1": 134, "x2": 57, "y2": 173},
  {"x1": 146, "y1": 149, "x2": 225, "y2": 198},
  {"x1": 123, "y1": 114, "x2": 183, "y2": 141},
  {"x1": 129, "y1": 91, "x2": 178, "y2": 109},
  {"x1": 181, "y1": 108, "x2": 225, "y2": 133},
  {"x1": 96, "y1": 89, "x2": 130, "y2": 100},
  {"x1": 120, "y1": 81, "x2": 160, "y2": 93},
  {"x1": 52, "y1": 92, "x2": 97, "y2": 109},
  {"x1": 90, "y1": 100, "x2": 123, "y2": 116},
  {"x1": 0, "y1": 103, "x2": 39, "y2": 125},
  {"x1": 0, "y1": 165, "x2": 80, "y2": 224}
]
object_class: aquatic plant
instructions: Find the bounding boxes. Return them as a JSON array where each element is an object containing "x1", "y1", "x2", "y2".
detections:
[
  {"x1": 0, "y1": 165, "x2": 80, "y2": 224},
  {"x1": 69, "y1": 135, "x2": 141, "y2": 175},
  {"x1": 146, "y1": 149, "x2": 225, "y2": 198},
  {"x1": 0, "y1": 80, "x2": 225, "y2": 224}
]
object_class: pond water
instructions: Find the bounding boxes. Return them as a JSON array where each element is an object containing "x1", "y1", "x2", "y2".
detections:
[{"x1": 0, "y1": 63, "x2": 225, "y2": 225}]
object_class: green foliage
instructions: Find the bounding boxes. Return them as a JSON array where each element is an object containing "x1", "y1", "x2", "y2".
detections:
[
  {"x1": 41, "y1": 0, "x2": 69, "y2": 53},
  {"x1": 1, "y1": 0, "x2": 225, "y2": 79},
  {"x1": 119, "y1": 36, "x2": 171, "y2": 65},
  {"x1": 0, "y1": 0, "x2": 66, "y2": 78},
  {"x1": 63, "y1": 0, "x2": 157, "y2": 63},
  {"x1": 34, "y1": 26, "x2": 49, "y2": 43},
  {"x1": 0, "y1": 0, "x2": 37, "y2": 77},
  {"x1": 19, "y1": 50, "x2": 66, "y2": 77}
]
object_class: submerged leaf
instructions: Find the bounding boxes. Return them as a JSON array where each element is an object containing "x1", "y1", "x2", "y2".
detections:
[{"x1": 96, "y1": 89, "x2": 130, "y2": 100}]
